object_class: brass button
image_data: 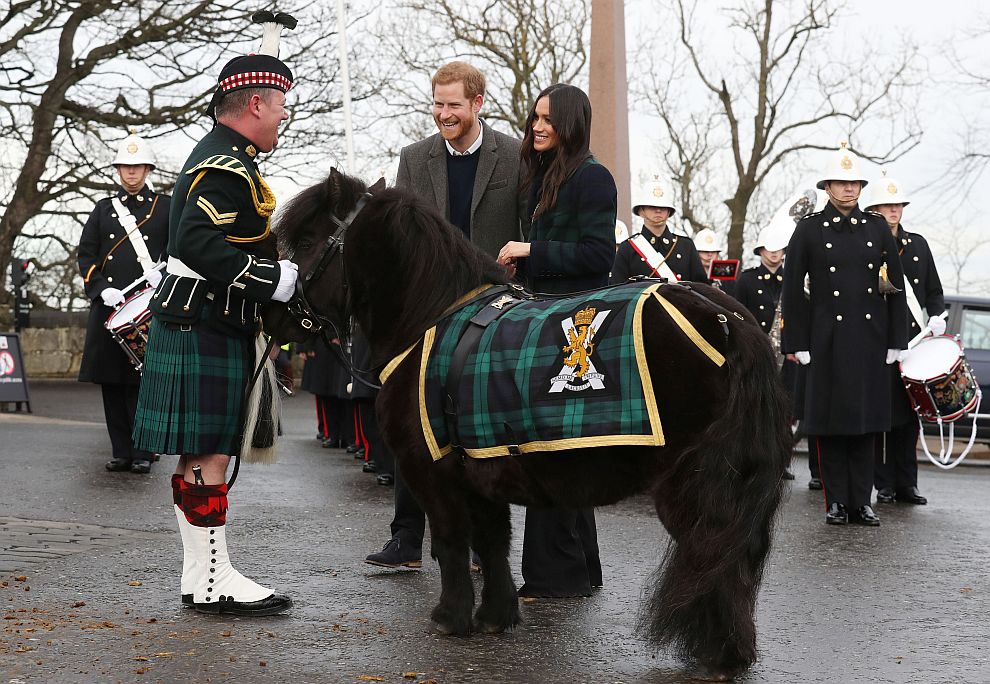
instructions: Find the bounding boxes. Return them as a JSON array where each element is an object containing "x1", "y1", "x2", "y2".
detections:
[
  {"x1": 866, "y1": 241, "x2": 873, "y2": 247},
  {"x1": 867, "y1": 287, "x2": 873, "y2": 293},
  {"x1": 833, "y1": 290, "x2": 839, "y2": 297},
  {"x1": 868, "y1": 263, "x2": 874, "y2": 269},
  {"x1": 109, "y1": 233, "x2": 115, "y2": 239},
  {"x1": 826, "y1": 242, "x2": 833, "y2": 249},
  {"x1": 836, "y1": 315, "x2": 843, "y2": 321},
  {"x1": 913, "y1": 256, "x2": 919, "y2": 261},
  {"x1": 866, "y1": 314, "x2": 872, "y2": 320},
  {"x1": 829, "y1": 266, "x2": 836, "y2": 272}
]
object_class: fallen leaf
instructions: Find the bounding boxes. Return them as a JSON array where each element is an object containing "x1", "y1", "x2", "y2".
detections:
[
  {"x1": 14, "y1": 576, "x2": 27, "y2": 582},
  {"x1": 960, "y1": 587, "x2": 973, "y2": 593},
  {"x1": 134, "y1": 667, "x2": 150, "y2": 674},
  {"x1": 221, "y1": 630, "x2": 232, "y2": 637},
  {"x1": 260, "y1": 661, "x2": 268, "y2": 667},
  {"x1": 417, "y1": 680, "x2": 439, "y2": 684},
  {"x1": 154, "y1": 652, "x2": 173, "y2": 658},
  {"x1": 135, "y1": 657, "x2": 150, "y2": 662},
  {"x1": 147, "y1": 618, "x2": 157, "y2": 624},
  {"x1": 357, "y1": 677, "x2": 385, "y2": 682},
  {"x1": 23, "y1": 586, "x2": 29, "y2": 592},
  {"x1": 403, "y1": 673, "x2": 419, "y2": 679},
  {"x1": 521, "y1": 597, "x2": 537, "y2": 604},
  {"x1": 15, "y1": 646, "x2": 35, "y2": 653},
  {"x1": 128, "y1": 581, "x2": 143, "y2": 587},
  {"x1": 72, "y1": 601, "x2": 86, "y2": 608}
]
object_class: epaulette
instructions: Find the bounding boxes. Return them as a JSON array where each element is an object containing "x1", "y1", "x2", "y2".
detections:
[
  {"x1": 801, "y1": 209, "x2": 824, "y2": 220},
  {"x1": 742, "y1": 265, "x2": 759, "y2": 273},
  {"x1": 184, "y1": 154, "x2": 276, "y2": 218}
]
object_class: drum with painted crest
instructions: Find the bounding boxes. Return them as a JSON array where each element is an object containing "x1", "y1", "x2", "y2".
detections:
[
  {"x1": 105, "y1": 287, "x2": 155, "y2": 371},
  {"x1": 899, "y1": 335, "x2": 979, "y2": 422}
]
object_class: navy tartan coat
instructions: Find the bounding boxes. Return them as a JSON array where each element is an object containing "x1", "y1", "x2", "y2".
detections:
[
  {"x1": 781, "y1": 201, "x2": 908, "y2": 436},
  {"x1": 521, "y1": 157, "x2": 617, "y2": 295}
]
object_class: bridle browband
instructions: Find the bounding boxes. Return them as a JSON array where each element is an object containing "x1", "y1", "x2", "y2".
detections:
[{"x1": 284, "y1": 191, "x2": 382, "y2": 390}]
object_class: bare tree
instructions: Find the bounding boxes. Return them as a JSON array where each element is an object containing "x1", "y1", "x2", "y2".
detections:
[
  {"x1": 0, "y1": 1, "x2": 382, "y2": 322},
  {"x1": 635, "y1": 0, "x2": 923, "y2": 259},
  {"x1": 369, "y1": 0, "x2": 589, "y2": 147}
]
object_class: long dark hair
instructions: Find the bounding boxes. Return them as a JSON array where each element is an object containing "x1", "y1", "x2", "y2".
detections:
[{"x1": 520, "y1": 83, "x2": 593, "y2": 219}]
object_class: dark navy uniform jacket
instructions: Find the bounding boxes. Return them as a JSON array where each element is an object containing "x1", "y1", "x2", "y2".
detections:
[
  {"x1": 150, "y1": 124, "x2": 281, "y2": 337},
  {"x1": 888, "y1": 224, "x2": 945, "y2": 424},
  {"x1": 781, "y1": 202, "x2": 908, "y2": 436},
  {"x1": 610, "y1": 226, "x2": 707, "y2": 284},
  {"x1": 77, "y1": 184, "x2": 170, "y2": 385},
  {"x1": 734, "y1": 263, "x2": 784, "y2": 334}
]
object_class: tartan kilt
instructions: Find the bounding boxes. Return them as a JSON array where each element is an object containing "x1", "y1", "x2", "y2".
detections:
[{"x1": 133, "y1": 318, "x2": 254, "y2": 456}]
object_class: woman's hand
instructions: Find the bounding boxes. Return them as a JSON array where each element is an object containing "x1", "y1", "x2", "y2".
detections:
[{"x1": 497, "y1": 241, "x2": 530, "y2": 266}]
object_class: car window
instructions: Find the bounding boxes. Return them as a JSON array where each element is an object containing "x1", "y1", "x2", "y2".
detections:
[{"x1": 960, "y1": 307, "x2": 990, "y2": 351}]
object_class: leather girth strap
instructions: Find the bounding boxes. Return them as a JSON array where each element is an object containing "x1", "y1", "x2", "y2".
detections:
[{"x1": 443, "y1": 287, "x2": 524, "y2": 455}]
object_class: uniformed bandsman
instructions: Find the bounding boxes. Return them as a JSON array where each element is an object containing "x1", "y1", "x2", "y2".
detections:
[
  {"x1": 132, "y1": 11, "x2": 298, "y2": 616},
  {"x1": 781, "y1": 143, "x2": 908, "y2": 527},
  {"x1": 735, "y1": 227, "x2": 788, "y2": 335},
  {"x1": 692, "y1": 228, "x2": 736, "y2": 296},
  {"x1": 78, "y1": 132, "x2": 169, "y2": 475},
  {"x1": 865, "y1": 173, "x2": 945, "y2": 506},
  {"x1": 610, "y1": 175, "x2": 707, "y2": 283}
]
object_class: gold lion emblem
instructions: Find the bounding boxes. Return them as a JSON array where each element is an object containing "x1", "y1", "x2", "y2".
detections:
[
  {"x1": 652, "y1": 186, "x2": 664, "y2": 198},
  {"x1": 562, "y1": 307, "x2": 596, "y2": 378},
  {"x1": 840, "y1": 155, "x2": 853, "y2": 170},
  {"x1": 887, "y1": 182, "x2": 898, "y2": 195},
  {"x1": 127, "y1": 142, "x2": 138, "y2": 154}
]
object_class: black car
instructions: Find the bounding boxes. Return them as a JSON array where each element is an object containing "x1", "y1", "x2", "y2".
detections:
[{"x1": 917, "y1": 294, "x2": 990, "y2": 444}]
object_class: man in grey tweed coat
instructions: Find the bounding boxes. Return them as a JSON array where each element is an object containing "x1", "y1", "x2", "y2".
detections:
[{"x1": 366, "y1": 61, "x2": 527, "y2": 569}]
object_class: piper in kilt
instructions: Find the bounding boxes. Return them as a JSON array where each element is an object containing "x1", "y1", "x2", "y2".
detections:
[{"x1": 132, "y1": 11, "x2": 298, "y2": 616}]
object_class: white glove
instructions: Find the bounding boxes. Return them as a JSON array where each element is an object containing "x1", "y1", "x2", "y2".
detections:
[
  {"x1": 794, "y1": 351, "x2": 811, "y2": 366},
  {"x1": 143, "y1": 268, "x2": 163, "y2": 288},
  {"x1": 271, "y1": 260, "x2": 299, "y2": 303},
  {"x1": 927, "y1": 315, "x2": 946, "y2": 337},
  {"x1": 100, "y1": 287, "x2": 125, "y2": 307},
  {"x1": 885, "y1": 348, "x2": 901, "y2": 365}
]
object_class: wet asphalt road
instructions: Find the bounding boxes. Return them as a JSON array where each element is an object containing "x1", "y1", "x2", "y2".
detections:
[{"x1": 1, "y1": 380, "x2": 989, "y2": 684}]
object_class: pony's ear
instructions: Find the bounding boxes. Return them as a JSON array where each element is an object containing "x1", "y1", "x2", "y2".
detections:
[{"x1": 369, "y1": 177, "x2": 386, "y2": 193}]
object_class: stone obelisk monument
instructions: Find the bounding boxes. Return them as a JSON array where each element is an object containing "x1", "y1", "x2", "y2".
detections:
[{"x1": 588, "y1": 0, "x2": 631, "y2": 227}]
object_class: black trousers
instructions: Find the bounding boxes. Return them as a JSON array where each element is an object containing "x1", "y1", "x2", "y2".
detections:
[
  {"x1": 520, "y1": 507, "x2": 602, "y2": 597},
  {"x1": 356, "y1": 400, "x2": 393, "y2": 476},
  {"x1": 101, "y1": 383, "x2": 151, "y2": 462},
  {"x1": 874, "y1": 420, "x2": 920, "y2": 491},
  {"x1": 389, "y1": 464, "x2": 426, "y2": 552},
  {"x1": 812, "y1": 434, "x2": 876, "y2": 509}
]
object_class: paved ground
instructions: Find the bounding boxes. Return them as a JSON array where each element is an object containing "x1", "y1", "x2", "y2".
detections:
[{"x1": 1, "y1": 380, "x2": 989, "y2": 683}]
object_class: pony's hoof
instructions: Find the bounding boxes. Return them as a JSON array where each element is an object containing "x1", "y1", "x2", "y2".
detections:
[
  {"x1": 430, "y1": 619, "x2": 471, "y2": 636},
  {"x1": 688, "y1": 664, "x2": 742, "y2": 682},
  {"x1": 473, "y1": 603, "x2": 521, "y2": 634},
  {"x1": 429, "y1": 606, "x2": 473, "y2": 636}
]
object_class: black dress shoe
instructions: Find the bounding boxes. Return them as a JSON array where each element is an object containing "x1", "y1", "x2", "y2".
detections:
[
  {"x1": 362, "y1": 461, "x2": 378, "y2": 473},
  {"x1": 345, "y1": 443, "x2": 361, "y2": 454},
  {"x1": 365, "y1": 538, "x2": 422, "y2": 569},
  {"x1": 130, "y1": 459, "x2": 152, "y2": 474},
  {"x1": 896, "y1": 486, "x2": 927, "y2": 505},
  {"x1": 782, "y1": 469, "x2": 796, "y2": 480},
  {"x1": 808, "y1": 478, "x2": 823, "y2": 490},
  {"x1": 105, "y1": 458, "x2": 132, "y2": 472},
  {"x1": 376, "y1": 473, "x2": 394, "y2": 486},
  {"x1": 194, "y1": 593, "x2": 293, "y2": 616},
  {"x1": 851, "y1": 505, "x2": 881, "y2": 526},
  {"x1": 353, "y1": 448, "x2": 366, "y2": 460},
  {"x1": 825, "y1": 502, "x2": 848, "y2": 525},
  {"x1": 876, "y1": 487, "x2": 896, "y2": 504}
]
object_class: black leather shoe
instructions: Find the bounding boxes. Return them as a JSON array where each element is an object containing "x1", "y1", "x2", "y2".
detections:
[
  {"x1": 851, "y1": 505, "x2": 881, "y2": 526},
  {"x1": 376, "y1": 473, "x2": 394, "y2": 486},
  {"x1": 365, "y1": 538, "x2": 422, "y2": 569},
  {"x1": 105, "y1": 458, "x2": 132, "y2": 472},
  {"x1": 194, "y1": 593, "x2": 293, "y2": 616},
  {"x1": 808, "y1": 478, "x2": 823, "y2": 490},
  {"x1": 825, "y1": 503, "x2": 848, "y2": 525},
  {"x1": 130, "y1": 459, "x2": 152, "y2": 474},
  {"x1": 345, "y1": 443, "x2": 361, "y2": 454},
  {"x1": 362, "y1": 461, "x2": 378, "y2": 473},
  {"x1": 876, "y1": 487, "x2": 896, "y2": 504},
  {"x1": 782, "y1": 469, "x2": 795, "y2": 480},
  {"x1": 353, "y1": 448, "x2": 366, "y2": 460},
  {"x1": 896, "y1": 486, "x2": 927, "y2": 505}
]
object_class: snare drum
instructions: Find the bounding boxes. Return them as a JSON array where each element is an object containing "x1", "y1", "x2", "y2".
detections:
[
  {"x1": 899, "y1": 335, "x2": 979, "y2": 423},
  {"x1": 105, "y1": 287, "x2": 155, "y2": 371}
]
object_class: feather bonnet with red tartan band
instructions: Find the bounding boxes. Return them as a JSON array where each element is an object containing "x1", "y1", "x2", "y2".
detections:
[{"x1": 207, "y1": 10, "x2": 297, "y2": 122}]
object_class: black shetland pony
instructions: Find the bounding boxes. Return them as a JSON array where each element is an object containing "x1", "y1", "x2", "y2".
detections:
[{"x1": 266, "y1": 169, "x2": 791, "y2": 680}]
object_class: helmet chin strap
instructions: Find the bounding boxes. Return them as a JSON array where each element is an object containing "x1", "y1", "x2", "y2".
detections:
[{"x1": 824, "y1": 185, "x2": 860, "y2": 208}]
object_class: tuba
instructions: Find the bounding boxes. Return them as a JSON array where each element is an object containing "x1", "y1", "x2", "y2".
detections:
[{"x1": 768, "y1": 300, "x2": 784, "y2": 369}]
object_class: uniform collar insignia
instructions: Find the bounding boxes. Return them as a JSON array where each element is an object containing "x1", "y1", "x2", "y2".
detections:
[{"x1": 246, "y1": 144, "x2": 257, "y2": 158}]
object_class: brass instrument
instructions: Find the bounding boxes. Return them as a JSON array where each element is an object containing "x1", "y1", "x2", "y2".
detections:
[{"x1": 768, "y1": 299, "x2": 784, "y2": 369}]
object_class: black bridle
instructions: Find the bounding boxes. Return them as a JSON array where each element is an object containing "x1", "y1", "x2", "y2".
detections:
[{"x1": 284, "y1": 191, "x2": 381, "y2": 390}]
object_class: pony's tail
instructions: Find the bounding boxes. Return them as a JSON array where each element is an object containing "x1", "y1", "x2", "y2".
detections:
[
  {"x1": 240, "y1": 335, "x2": 281, "y2": 465},
  {"x1": 640, "y1": 317, "x2": 790, "y2": 677}
]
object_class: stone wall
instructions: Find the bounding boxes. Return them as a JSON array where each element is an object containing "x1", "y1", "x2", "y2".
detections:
[{"x1": 20, "y1": 327, "x2": 85, "y2": 378}]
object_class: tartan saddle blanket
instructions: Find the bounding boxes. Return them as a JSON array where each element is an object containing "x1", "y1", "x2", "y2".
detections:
[{"x1": 382, "y1": 280, "x2": 676, "y2": 461}]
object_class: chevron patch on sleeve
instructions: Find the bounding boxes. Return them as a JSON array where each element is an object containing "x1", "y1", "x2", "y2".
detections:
[{"x1": 196, "y1": 196, "x2": 238, "y2": 226}]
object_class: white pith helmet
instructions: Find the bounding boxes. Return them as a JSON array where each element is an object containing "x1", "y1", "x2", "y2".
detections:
[
  {"x1": 614, "y1": 219, "x2": 630, "y2": 244},
  {"x1": 752, "y1": 217, "x2": 792, "y2": 255},
  {"x1": 693, "y1": 228, "x2": 725, "y2": 253},
  {"x1": 816, "y1": 141, "x2": 869, "y2": 190},
  {"x1": 111, "y1": 131, "x2": 157, "y2": 169},
  {"x1": 632, "y1": 174, "x2": 676, "y2": 216},
  {"x1": 864, "y1": 170, "x2": 911, "y2": 210}
]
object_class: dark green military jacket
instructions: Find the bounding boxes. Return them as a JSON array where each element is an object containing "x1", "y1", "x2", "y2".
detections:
[{"x1": 150, "y1": 124, "x2": 280, "y2": 336}]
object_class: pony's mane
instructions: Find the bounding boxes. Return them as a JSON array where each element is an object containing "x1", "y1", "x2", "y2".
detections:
[{"x1": 347, "y1": 186, "x2": 509, "y2": 358}]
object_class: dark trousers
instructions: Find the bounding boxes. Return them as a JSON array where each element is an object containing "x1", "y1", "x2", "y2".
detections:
[
  {"x1": 813, "y1": 434, "x2": 876, "y2": 509},
  {"x1": 101, "y1": 383, "x2": 151, "y2": 462},
  {"x1": 875, "y1": 420, "x2": 920, "y2": 491},
  {"x1": 390, "y1": 464, "x2": 426, "y2": 552},
  {"x1": 520, "y1": 507, "x2": 602, "y2": 597},
  {"x1": 356, "y1": 400, "x2": 393, "y2": 476}
]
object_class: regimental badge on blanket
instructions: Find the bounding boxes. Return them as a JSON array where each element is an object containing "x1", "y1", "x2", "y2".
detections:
[{"x1": 550, "y1": 306, "x2": 612, "y2": 393}]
